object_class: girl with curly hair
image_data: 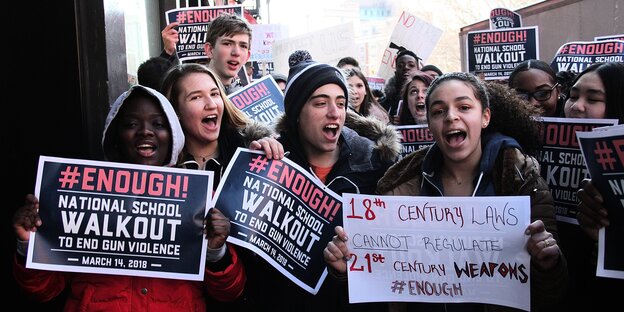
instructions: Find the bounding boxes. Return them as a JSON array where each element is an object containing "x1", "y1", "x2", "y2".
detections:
[{"x1": 325, "y1": 72, "x2": 568, "y2": 311}]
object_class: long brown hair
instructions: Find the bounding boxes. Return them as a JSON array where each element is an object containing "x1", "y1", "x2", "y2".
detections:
[
  {"x1": 161, "y1": 63, "x2": 249, "y2": 128},
  {"x1": 160, "y1": 63, "x2": 251, "y2": 164},
  {"x1": 344, "y1": 67, "x2": 384, "y2": 117}
]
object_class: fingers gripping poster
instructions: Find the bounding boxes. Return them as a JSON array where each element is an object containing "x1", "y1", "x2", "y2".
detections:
[{"x1": 213, "y1": 148, "x2": 342, "y2": 294}]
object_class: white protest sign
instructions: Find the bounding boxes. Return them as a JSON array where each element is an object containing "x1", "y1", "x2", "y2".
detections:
[
  {"x1": 377, "y1": 11, "x2": 442, "y2": 80},
  {"x1": 272, "y1": 22, "x2": 357, "y2": 75},
  {"x1": 343, "y1": 194, "x2": 531, "y2": 311},
  {"x1": 250, "y1": 24, "x2": 285, "y2": 62}
]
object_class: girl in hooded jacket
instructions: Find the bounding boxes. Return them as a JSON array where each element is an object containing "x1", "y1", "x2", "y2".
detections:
[{"x1": 12, "y1": 85, "x2": 245, "y2": 311}]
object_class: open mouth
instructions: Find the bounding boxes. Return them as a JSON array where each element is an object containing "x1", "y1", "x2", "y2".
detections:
[
  {"x1": 445, "y1": 129, "x2": 466, "y2": 146},
  {"x1": 202, "y1": 114, "x2": 218, "y2": 127},
  {"x1": 323, "y1": 124, "x2": 339, "y2": 138},
  {"x1": 137, "y1": 143, "x2": 156, "y2": 157},
  {"x1": 227, "y1": 60, "x2": 239, "y2": 70}
]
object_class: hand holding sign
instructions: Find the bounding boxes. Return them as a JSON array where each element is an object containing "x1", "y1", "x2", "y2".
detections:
[
  {"x1": 205, "y1": 208, "x2": 231, "y2": 249},
  {"x1": 323, "y1": 226, "x2": 350, "y2": 275},
  {"x1": 524, "y1": 220, "x2": 561, "y2": 270},
  {"x1": 162, "y1": 22, "x2": 180, "y2": 56},
  {"x1": 13, "y1": 194, "x2": 42, "y2": 242},
  {"x1": 577, "y1": 178, "x2": 609, "y2": 241}
]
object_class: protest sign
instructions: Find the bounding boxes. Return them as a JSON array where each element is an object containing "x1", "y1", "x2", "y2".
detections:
[
  {"x1": 26, "y1": 156, "x2": 213, "y2": 281},
  {"x1": 228, "y1": 75, "x2": 284, "y2": 123},
  {"x1": 594, "y1": 34, "x2": 624, "y2": 42},
  {"x1": 366, "y1": 77, "x2": 386, "y2": 92},
  {"x1": 377, "y1": 11, "x2": 442, "y2": 80},
  {"x1": 272, "y1": 23, "x2": 357, "y2": 76},
  {"x1": 466, "y1": 26, "x2": 538, "y2": 80},
  {"x1": 395, "y1": 125, "x2": 435, "y2": 159},
  {"x1": 537, "y1": 117, "x2": 618, "y2": 224},
  {"x1": 343, "y1": 194, "x2": 531, "y2": 311},
  {"x1": 250, "y1": 24, "x2": 285, "y2": 62},
  {"x1": 165, "y1": 5, "x2": 243, "y2": 63},
  {"x1": 213, "y1": 148, "x2": 342, "y2": 294},
  {"x1": 550, "y1": 40, "x2": 624, "y2": 73},
  {"x1": 577, "y1": 125, "x2": 624, "y2": 279},
  {"x1": 489, "y1": 8, "x2": 522, "y2": 30}
]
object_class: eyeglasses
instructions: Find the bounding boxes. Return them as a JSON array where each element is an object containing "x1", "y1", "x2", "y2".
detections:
[{"x1": 516, "y1": 83, "x2": 558, "y2": 102}]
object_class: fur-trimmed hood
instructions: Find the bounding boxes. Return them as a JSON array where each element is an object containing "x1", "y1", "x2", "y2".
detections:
[
  {"x1": 274, "y1": 109, "x2": 401, "y2": 163},
  {"x1": 274, "y1": 110, "x2": 400, "y2": 195},
  {"x1": 239, "y1": 119, "x2": 275, "y2": 145},
  {"x1": 383, "y1": 75, "x2": 399, "y2": 101}
]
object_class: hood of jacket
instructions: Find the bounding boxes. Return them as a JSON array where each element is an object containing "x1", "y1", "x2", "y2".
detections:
[
  {"x1": 102, "y1": 85, "x2": 185, "y2": 166},
  {"x1": 378, "y1": 132, "x2": 520, "y2": 195},
  {"x1": 274, "y1": 110, "x2": 401, "y2": 164},
  {"x1": 383, "y1": 75, "x2": 399, "y2": 100},
  {"x1": 239, "y1": 119, "x2": 275, "y2": 145}
]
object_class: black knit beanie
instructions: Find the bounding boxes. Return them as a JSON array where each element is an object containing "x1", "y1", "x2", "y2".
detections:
[{"x1": 283, "y1": 50, "x2": 348, "y2": 132}]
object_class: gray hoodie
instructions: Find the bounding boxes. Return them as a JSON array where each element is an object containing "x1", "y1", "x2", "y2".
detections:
[{"x1": 101, "y1": 85, "x2": 185, "y2": 166}]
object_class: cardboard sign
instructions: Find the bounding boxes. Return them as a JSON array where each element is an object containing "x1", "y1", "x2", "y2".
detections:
[{"x1": 395, "y1": 125, "x2": 435, "y2": 159}]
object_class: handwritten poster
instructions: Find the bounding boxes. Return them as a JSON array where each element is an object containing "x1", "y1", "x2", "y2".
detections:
[
  {"x1": 377, "y1": 11, "x2": 442, "y2": 80},
  {"x1": 27, "y1": 156, "x2": 213, "y2": 281},
  {"x1": 272, "y1": 23, "x2": 357, "y2": 77},
  {"x1": 343, "y1": 194, "x2": 531, "y2": 311}
]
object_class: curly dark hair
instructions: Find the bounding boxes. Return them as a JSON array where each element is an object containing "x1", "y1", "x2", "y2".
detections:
[
  {"x1": 425, "y1": 72, "x2": 542, "y2": 156},
  {"x1": 484, "y1": 81, "x2": 543, "y2": 156}
]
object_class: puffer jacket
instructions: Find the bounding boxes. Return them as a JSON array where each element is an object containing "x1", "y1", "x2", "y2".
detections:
[
  {"x1": 377, "y1": 132, "x2": 568, "y2": 312},
  {"x1": 13, "y1": 247, "x2": 245, "y2": 312},
  {"x1": 13, "y1": 85, "x2": 246, "y2": 311},
  {"x1": 232, "y1": 111, "x2": 402, "y2": 312}
]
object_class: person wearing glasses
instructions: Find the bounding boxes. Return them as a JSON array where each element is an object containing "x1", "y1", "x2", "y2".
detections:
[{"x1": 508, "y1": 59, "x2": 564, "y2": 117}]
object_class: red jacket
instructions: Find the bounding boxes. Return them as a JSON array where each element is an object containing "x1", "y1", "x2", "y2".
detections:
[{"x1": 13, "y1": 244, "x2": 245, "y2": 312}]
